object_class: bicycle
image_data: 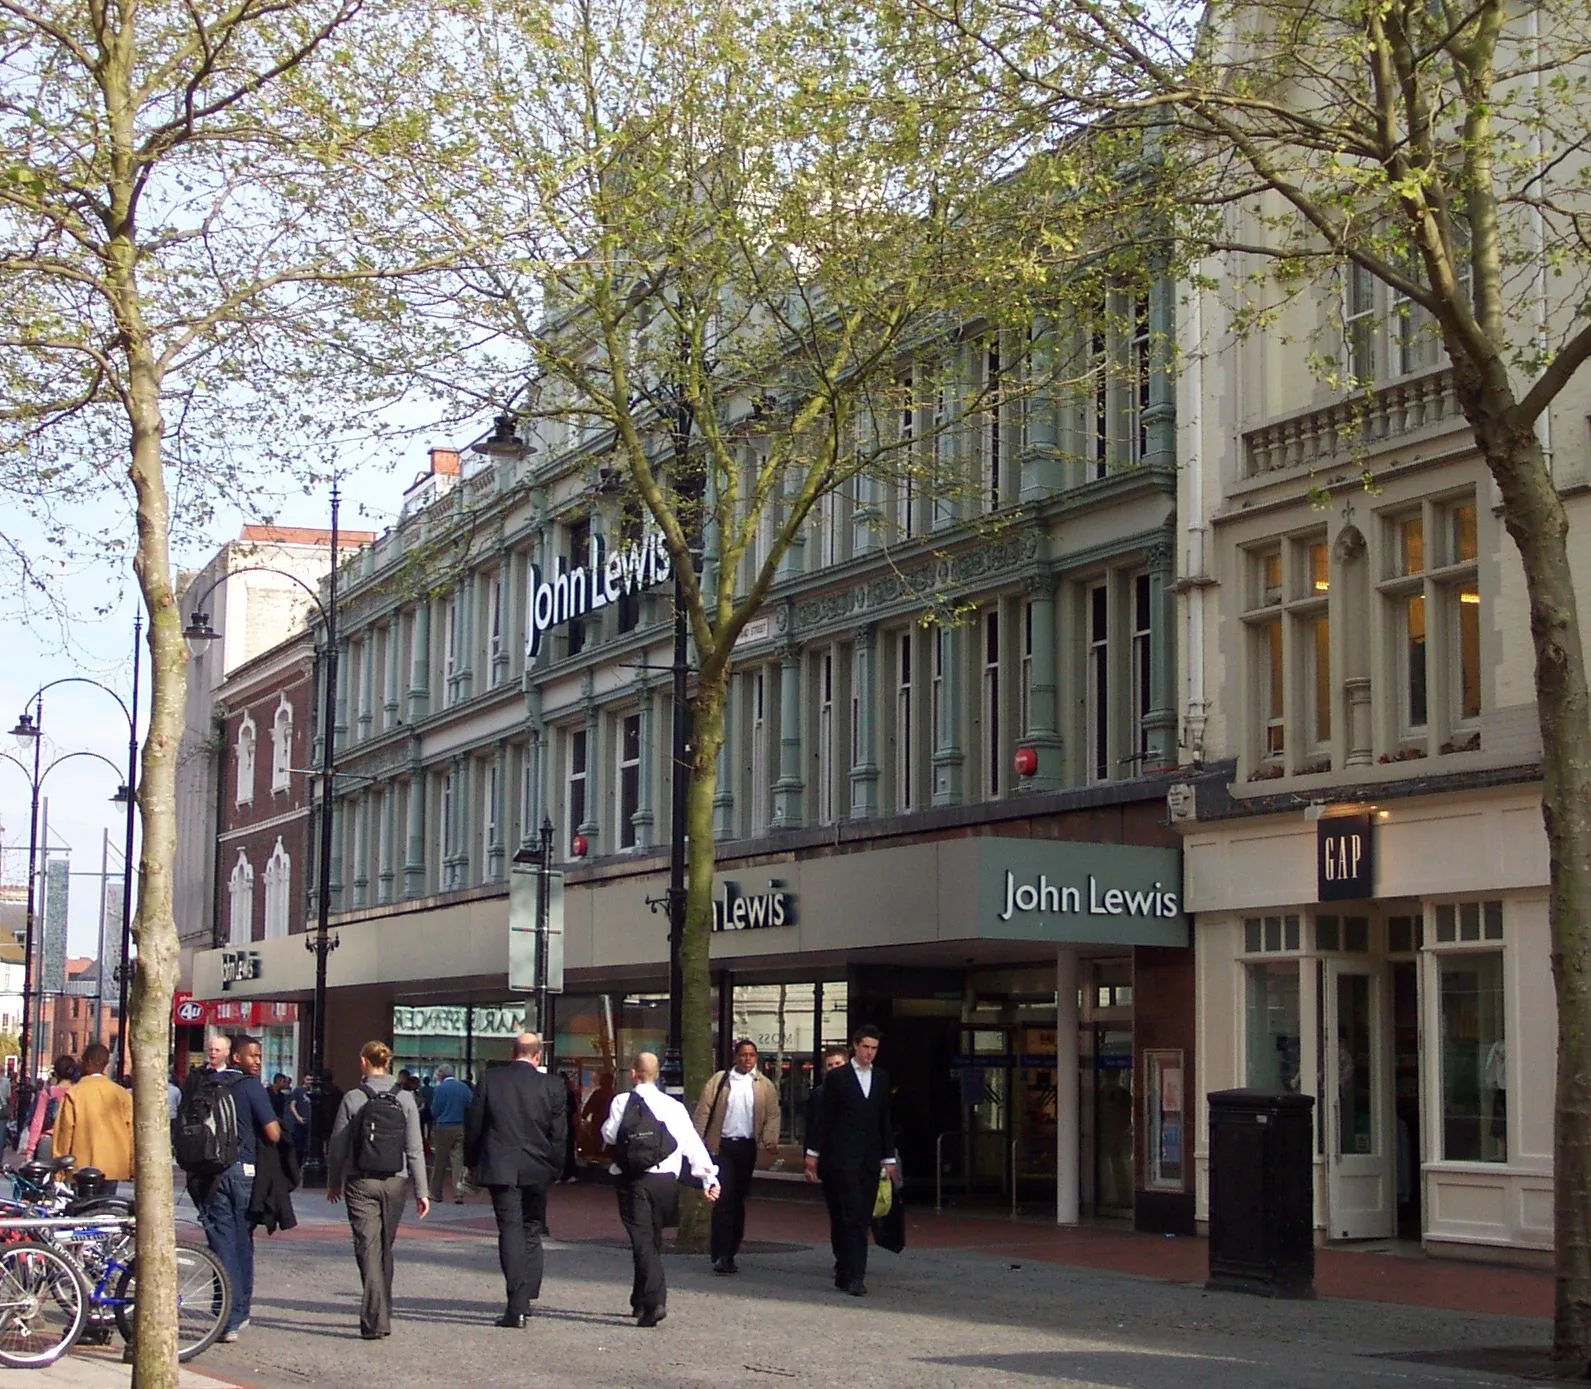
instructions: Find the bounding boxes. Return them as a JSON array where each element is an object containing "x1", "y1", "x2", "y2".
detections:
[{"x1": 0, "y1": 1211, "x2": 230, "y2": 1366}]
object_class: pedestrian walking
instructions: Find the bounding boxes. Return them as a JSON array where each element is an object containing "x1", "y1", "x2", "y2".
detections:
[
  {"x1": 560, "y1": 1072, "x2": 580, "y2": 1181},
  {"x1": 463, "y1": 1033, "x2": 566, "y2": 1328},
  {"x1": 286, "y1": 1074, "x2": 311, "y2": 1166},
  {"x1": 693, "y1": 1039, "x2": 781, "y2": 1274},
  {"x1": 803, "y1": 1025, "x2": 900, "y2": 1297},
  {"x1": 601, "y1": 1052, "x2": 720, "y2": 1327},
  {"x1": 54, "y1": 1044, "x2": 133, "y2": 1192},
  {"x1": 427, "y1": 1064, "x2": 473, "y2": 1202},
  {"x1": 180, "y1": 1034, "x2": 281, "y2": 1342},
  {"x1": 20, "y1": 1055, "x2": 76, "y2": 1163},
  {"x1": 166, "y1": 1073, "x2": 183, "y2": 1123},
  {"x1": 326, "y1": 1041, "x2": 430, "y2": 1340},
  {"x1": 804, "y1": 1045, "x2": 850, "y2": 1146}
]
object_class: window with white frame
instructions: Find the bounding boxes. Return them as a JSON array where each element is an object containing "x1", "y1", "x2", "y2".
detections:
[
  {"x1": 1378, "y1": 495, "x2": 1480, "y2": 749},
  {"x1": 1130, "y1": 575, "x2": 1152, "y2": 768},
  {"x1": 894, "y1": 631, "x2": 914, "y2": 812},
  {"x1": 817, "y1": 651, "x2": 836, "y2": 825},
  {"x1": 483, "y1": 760, "x2": 499, "y2": 876},
  {"x1": 980, "y1": 337, "x2": 1005, "y2": 511},
  {"x1": 981, "y1": 608, "x2": 1002, "y2": 800},
  {"x1": 618, "y1": 713, "x2": 641, "y2": 849},
  {"x1": 1242, "y1": 538, "x2": 1332, "y2": 772},
  {"x1": 894, "y1": 366, "x2": 917, "y2": 539},
  {"x1": 1343, "y1": 229, "x2": 1472, "y2": 384},
  {"x1": 271, "y1": 696, "x2": 293, "y2": 792},
  {"x1": 488, "y1": 571, "x2": 504, "y2": 670},
  {"x1": 1433, "y1": 899, "x2": 1506, "y2": 1162},
  {"x1": 438, "y1": 769, "x2": 455, "y2": 888},
  {"x1": 1020, "y1": 602, "x2": 1034, "y2": 737},
  {"x1": 1087, "y1": 584, "x2": 1110, "y2": 780},
  {"x1": 1128, "y1": 296, "x2": 1151, "y2": 463},
  {"x1": 228, "y1": 850, "x2": 254, "y2": 945},
  {"x1": 566, "y1": 727, "x2": 588, "y2": 853},
  {"x1": 930, "y1": 627, "x2": 945, "y2": 756},
  {"x1": 235, "y1": 714, "x2": 257, "y2": 807},
  {"x1": 263, "y1": 837, "x2": 290, "y2": 940},
  {"x1": 441, "y1": 597, "x2": 457, "y2": 699}
]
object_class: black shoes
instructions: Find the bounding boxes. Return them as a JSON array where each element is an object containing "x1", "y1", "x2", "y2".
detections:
[
  {"x1": 834, "y1": 1274, "x2": 848, "y2": 1290},
  {"x1": 636, "y1": 1305, "x2": 667, "y2": 1328},
  {"x1": 494, "y1": 1312, "x2": 529, "y2": 1328},
  {"x1": 711, "y1": 1257, "x2": 739, "y2": 1275},
  {"x1": 846, "y1": 1280, "x2": 868, "y2": 1297}
]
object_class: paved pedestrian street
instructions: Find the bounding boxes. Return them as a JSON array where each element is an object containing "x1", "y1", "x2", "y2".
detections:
[{"x1": 56, "y1": 1181, "x2": 1557, "y2": 1389}]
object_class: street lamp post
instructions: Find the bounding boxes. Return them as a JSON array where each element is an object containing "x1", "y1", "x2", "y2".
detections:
[
  {"x1": 115, "y1": 617, "x2": 142, "y2": 1078},
  {"x1": 182, "y1": 485, "x2": 341, "y2": 1186},
  {"x1": 662, "y1": 573, "x2": 688, "y2": 1096},
  {"x1": 535, "y1": 815, "x2": 554, "y2": 1043}
]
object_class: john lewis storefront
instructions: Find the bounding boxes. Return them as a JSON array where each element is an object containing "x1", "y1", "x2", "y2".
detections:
[{"x1": 192, "y1": 832, "x2": 1192, "y2": 1227}]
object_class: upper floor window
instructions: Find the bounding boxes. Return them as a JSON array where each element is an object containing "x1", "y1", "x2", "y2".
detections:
[
  {"x1": 235, "y1": 714, "x2": 257, "y2": 807},
  {"x1": 1242, "y1": 535, "x2": 1331, "y2": 773},
  {"x1": 1343, "y1": 231, "x2": 1471, "y2": 385},
  {"x1": 748, "y1": 669, "x2": 768, "y2": 837},
  {"x1": 618, "y1": 713, "x2": 641, "y2": 849},
  {"x1": 488, "y1": 571, "x2": 504, "y2": 672},
  {"x1": 483, "y1": 759, "x2": 500, "y2": 876},
  {"x1": 816, "y1": 650, "x2": 836, "y2": 826},
  {"x1": 271, "y1": 696, "x2": 293, "y2": 793},
  {"x1": 228, "y1": 850, "x2": 254, "y2": 946},
  {"x1": 893, "y1": 367, "x2": 917, "y2": 540},
  {"x1": 263, "y1": 838, "x2": 290, "y2": 940},
  {"x1": 441, "y1": 597, "x2": 458, "y2": 698},
  {"x1": 567, "y1": 726, "x2": 589, "y2": 850},
  {"x1": 1087, "y1": 584, "x2": 1110, "y2": 779},
  {"x1": 981, "y1": 608, "x2": 1003, "y2": 800}
]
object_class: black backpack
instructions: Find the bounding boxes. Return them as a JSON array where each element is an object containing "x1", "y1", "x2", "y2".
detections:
[
  {"x1": 173, "y1": 1072, "x2": 242, "y2": 1177},
  {"x1": 350, "y1": 1084, "x2": 407, "y2": 1177},
  {"x1": 613, "y1": 1092, "x2": 677, "y2": 1178}
]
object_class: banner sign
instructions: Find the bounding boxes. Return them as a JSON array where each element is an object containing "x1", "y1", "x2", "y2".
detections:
[{"x1": 41, "y1": 858, "x2": 68, "y2": 994}]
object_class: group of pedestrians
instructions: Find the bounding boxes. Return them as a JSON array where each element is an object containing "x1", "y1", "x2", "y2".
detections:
[
  {"x1": 5, "y1": 1044, "x2": 135, "y2": 1188},
  {"x1": 317, "y1": 1024, "x2": 899, "y2": 1339}
]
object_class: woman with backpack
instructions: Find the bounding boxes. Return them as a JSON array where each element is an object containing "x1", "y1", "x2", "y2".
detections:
[
  {"x1": 325, "y1": 1041, "x2": 430, "y2": 1340},
  {"x1": 20, "y1": 1055, "x2": 76, "y2": 1163}
]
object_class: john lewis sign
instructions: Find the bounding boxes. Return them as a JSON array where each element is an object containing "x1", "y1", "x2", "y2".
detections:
[
  {"x1": 526, "y1": 529, "x2": 672, "y2": 658},
  {"x1": 977, "y1": 840, "x2": 1186, "y2": 946}
]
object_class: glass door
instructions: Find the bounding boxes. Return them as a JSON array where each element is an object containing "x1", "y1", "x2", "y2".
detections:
[{"x1": 1324, "y1": 961, "x2": 1393, "y2": 1239}]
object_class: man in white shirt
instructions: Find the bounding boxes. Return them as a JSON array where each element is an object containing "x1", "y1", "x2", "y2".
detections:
[
  {"x1": 602, "y1": 1052, "x2": 721, "y2": 1326},
  {"x1": 693, "y1": 1039, "x2": 781, "y2": 1275}
]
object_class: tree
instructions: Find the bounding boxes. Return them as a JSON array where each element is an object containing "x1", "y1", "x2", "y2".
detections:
[
  {"x1": 903, "y1": 0, "x2": 1591, "y2": 1362},
  {"x1": 0, "y1": 4, "x2": 463, "y2": 1382},
  {"x1": 434, "y1": 0, "x2": 1159, "y2": 1194}
]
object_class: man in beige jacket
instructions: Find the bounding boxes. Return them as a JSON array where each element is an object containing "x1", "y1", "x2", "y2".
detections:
[
  {"x1": 55, "y1": 1043, "x2": 133, "y2": 1191},
  {"x1": 692, "y1": 1039, "x2": 780, "y2": 1274}
]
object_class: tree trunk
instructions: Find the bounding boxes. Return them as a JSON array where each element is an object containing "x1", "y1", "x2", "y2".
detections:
[
  {"x1": 674, "y1": 674, "x2": 730, "y2": 1251},
  {"x1": 1463, "y1": 386, "x2": 1591, "y2": 1366},
  {"x1": 126, "y1": 363, "x2": 183, "y2": 1389}
]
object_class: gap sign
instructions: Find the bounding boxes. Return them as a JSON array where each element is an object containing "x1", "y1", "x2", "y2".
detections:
[{"x1": 1317, "y1": 812, "x2": 1374, "y2": 901}]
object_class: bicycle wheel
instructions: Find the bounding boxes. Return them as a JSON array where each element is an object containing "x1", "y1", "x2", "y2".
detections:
[
  {"x1": 113, "y1": 1241, "x2": 231, "y2": 1362},
  {"x1": 0, "y1": 1241, "x2": 88, "y2": 1368}
]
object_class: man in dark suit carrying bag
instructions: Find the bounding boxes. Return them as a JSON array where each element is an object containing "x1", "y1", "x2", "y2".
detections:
[
  {"x1": 803, "y1": 1025, "x2": 901, "y2": 1296},
  {"x1": 464, "y1": 1032, "x2": 567, "y2": 1328}
]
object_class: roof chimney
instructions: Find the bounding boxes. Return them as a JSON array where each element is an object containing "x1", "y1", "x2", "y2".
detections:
[{"x1": 429, "y1": 447, "x2": 461, "y2": 477}]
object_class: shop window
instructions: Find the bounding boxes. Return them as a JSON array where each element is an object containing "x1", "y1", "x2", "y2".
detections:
[
  {"x1": 1388, "y1": 914, "x2": 1424, "y2": 953},
  {"x1": 1245, "y1": 961, "x2": 1302, "y2": 1092},
  {"x1": 1434, "y1": 900, "x2": 1503, "y2": 943},
  {"x1": 1437, "y1": 951, "x2": 1506, "y2": 1162},
  {"x1": 1243, "y1": 914, "x2": 1301, "y2": 954}
]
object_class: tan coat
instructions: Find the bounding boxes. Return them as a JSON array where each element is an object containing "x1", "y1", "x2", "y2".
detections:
[
  {"x1": 55, "y1": 1073, "x2": 134, "y2": 1181},
  {"x1": 693, "y1": 1068, "x2": 780, "y2": 1153}
]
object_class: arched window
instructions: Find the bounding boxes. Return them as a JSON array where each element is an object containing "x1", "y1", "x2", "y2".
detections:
[
  {"x1": 235, "y1": 713, "x2": 257, "y2": 807},
  {"x1": 228, "y1": 850, "x2": 254, "y2": 945},
  {"x1": 271, "y1": 695, "x2": 294, "y2": 793},
  {"x1": 263, "y1": 837, "x2": 291, "y2": 940}
]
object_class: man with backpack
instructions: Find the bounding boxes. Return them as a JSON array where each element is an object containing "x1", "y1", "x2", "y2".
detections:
[
  {"x1": 600, "y1": 1052, "x2": 721, "y2": 1328},
  {"x1": 175, "y1": 1033, "x2": 280, "y2": 1343},
  {"x1": 326, "y1": 1041, "x2": 429, "y2": 1340},
  {"x1": 463, "y1": 1033, "x2": 565, "y2": 1328}
]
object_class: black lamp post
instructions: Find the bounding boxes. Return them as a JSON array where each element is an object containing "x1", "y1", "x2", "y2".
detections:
[
  {"x1": 8, "y1": 660, "x2": 141, "y2": 1083},
  {"x1": 183, "y1": 485, "x2": 341, "y2": 1186},
  {"x1": 2, "y1": 742, "x2": 133, "y2": 1084}
]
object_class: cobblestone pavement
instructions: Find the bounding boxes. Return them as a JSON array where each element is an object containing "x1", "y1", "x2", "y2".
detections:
[{"x1": 53, "y1": 1180, "x2": 1554, "y2": 1389}]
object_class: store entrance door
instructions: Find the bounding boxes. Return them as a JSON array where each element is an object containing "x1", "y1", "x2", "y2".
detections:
[
  {"x1": 1324, "y1": 960, "x2": 1394, "y2": 1239},
  {"x1": 1094, "y1": 1027, "x2": 1134, "y2": 1214}
]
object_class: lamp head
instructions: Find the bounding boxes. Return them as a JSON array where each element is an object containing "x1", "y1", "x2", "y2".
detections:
[
  {"x1": 111, "y1": 785, "x2": 132, "y2": 806},
  {"x1": 10, "y1": 712, "x2": 38, "y2": 744},
  {"x1": 183, "y1": 611, "x2": 221, "y2": 660}
]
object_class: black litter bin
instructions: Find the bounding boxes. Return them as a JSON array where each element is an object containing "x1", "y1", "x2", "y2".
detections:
[{"x1": 1205, "y1": 1088, "x2": 1315, "y2": 1299}]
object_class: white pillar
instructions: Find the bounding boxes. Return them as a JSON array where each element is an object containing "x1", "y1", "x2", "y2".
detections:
[{"x1": 1056, "y1": 946, "x2": 1080, "y2": 1225}]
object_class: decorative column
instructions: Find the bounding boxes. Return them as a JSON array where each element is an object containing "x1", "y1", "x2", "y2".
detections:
[
  {"x1": 712, "y1": 676, "x2": 736, "y2": 838},
  {"x1": 578, "y1": 700, "x2": 600, "y2": 852},
  {"x1": 328, "y1": 795, "x2": 346, "y2": 913},
  {"x1": 377, "y1": 786, "x2": 396, "y2": 904},
  {"x1": 492, "y1": 548, "x2": 514, "y2": 687},
  {"x1": 1021, "y1": 314, "x2": 1065, "y2": 501},
  {"x1": 403, "y1": 772, "x2": 426, "y2": 899},
  {"x1": 522, "y1": 687, "x2": 546, "y2": 847},
  {"x1": 1143, "y1": 537, "x2": 1179, "y2": 770},
  {"x1": 1141, "y1": 276, "x2": 1177, "y2": 470},
  {"x1": 1056, "y1": 946, "x2": 1080, "y2": 1225},
  {"x1": 406, "y1": 602, "x2": 431, "y2": 722},
  {"x1": 333, "y1": 640, "x2": 350, "y2": 748},
  {"x1": 453, "y1": 754, "x2": 473, "y2": 886},
  {"x1": 849, "y1": 625, "x2": 880, "y2": 820},
  {"x1": 1019, "y1": 570, "x2": 1064, "y2": 792},
  {"x1": 487, "y1": 742, "x2": 508, "y2": 881},
  {"x1": 351, "y1": 792, "x2": 370, "y2": 908},
  {"x1": 383, "y1": 617, "x2": 400, "y2": 730},
  {"x1": 454, "y1": 578, "x2": 475, "y2": 702},
  {"x1": 771, "y1": 644, "x2": 805, "y2": 828},
  {"x1": 931, "y1": 626, "x2": 964, "y2": 807},
  {"x1": 634, "y1": 685, "x2": 657, "y2": 851},
  {"x1": 356, "y1": 636, "x2": 374, "y2": 742}
]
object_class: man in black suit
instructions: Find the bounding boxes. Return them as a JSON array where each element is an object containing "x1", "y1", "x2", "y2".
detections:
[
  {"x1": 803, "y1": 1025, "x2": 900, "y2": 1296},
  {"x1": 464, "y1": 1032, "x2": 567, "y2": 1328}
]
